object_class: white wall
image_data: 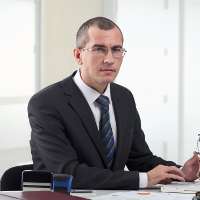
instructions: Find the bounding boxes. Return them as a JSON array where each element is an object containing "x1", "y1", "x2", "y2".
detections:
[
  {"x1": 117, "y1": 0, "x2": 179, "y2": 163},
  {"x1": 183, "y1": 0, "x2": 200, "y2": 162},
  {"x1": 0, "y1": 0, "x2": 35, "y2": 177},
  {"x1": 116, "y1": 0, "x2": 200, "y2": 165}
]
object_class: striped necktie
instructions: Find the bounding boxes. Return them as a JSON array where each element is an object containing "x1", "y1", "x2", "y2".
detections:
[{"x1": 95, "y1": 95, "x2": 115, "y2": 170}]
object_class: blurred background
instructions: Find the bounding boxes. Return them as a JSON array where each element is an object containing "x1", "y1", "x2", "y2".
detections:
[{"x1": 0, "y1": 0, "x2": 200, "y2": 177}]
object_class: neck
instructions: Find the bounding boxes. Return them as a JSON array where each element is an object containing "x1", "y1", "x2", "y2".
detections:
[
  {"x1": 96, "y1": 84, "x2": 108, "y2": 95},
  {"x1": 79, "y1": 69, "x2": 108, "y2": 94}
]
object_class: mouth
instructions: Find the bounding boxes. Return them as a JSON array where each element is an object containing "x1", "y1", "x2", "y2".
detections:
[
  {"x1": 100, "y1": 69, "x2": 115, "y2": 75},
  {"x1": 100, "y1": 68, "x2": 115, "y2": 72}
]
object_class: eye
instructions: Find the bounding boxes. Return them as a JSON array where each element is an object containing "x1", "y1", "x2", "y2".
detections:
[
  {"x1": 94, "y1": 47, "x2": 106, "y2": 52},
  {"x1": 112, "y1": 48, "x2": 122, "y2": 52}
]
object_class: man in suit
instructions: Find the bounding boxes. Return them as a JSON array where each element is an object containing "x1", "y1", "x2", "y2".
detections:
[{"x1": 28, "y1": 17, "x2": 199, "y2": 189}]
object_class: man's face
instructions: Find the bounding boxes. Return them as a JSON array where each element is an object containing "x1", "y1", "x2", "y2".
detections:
[{"x1": 77, "y1": 26, "x2": 124, "y2": 93}]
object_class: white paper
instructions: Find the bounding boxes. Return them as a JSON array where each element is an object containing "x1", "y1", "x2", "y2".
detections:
[{"x1": 89, "y1": 191, "x2": 194, "y2": 200}]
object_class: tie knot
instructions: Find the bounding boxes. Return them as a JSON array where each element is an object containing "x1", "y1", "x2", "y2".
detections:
[{"x1": 95, "y1": 95, "x2": 109, "y2": 110}]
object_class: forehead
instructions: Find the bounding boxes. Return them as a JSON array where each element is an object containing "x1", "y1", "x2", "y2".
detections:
[{"x1": 86, "y1": 26, "x2": 123, "y2": 47}]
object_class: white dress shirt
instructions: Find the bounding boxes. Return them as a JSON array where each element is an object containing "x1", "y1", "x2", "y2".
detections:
[
  {"x1": 73, "y1": 69, "x2": 147, "y2": 188},
  {"x1": 73, "y1": 69, "x2": 117, "y2": 147}
]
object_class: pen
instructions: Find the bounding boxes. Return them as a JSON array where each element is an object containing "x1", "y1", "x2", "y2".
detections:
[{"x1": 71, "y1": 189, "x2": 93, "y2": 193}]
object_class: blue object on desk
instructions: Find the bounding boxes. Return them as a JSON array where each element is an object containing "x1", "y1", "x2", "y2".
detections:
[{"x1": 52, "y1": 174, "x2": 73, "y2": 195}]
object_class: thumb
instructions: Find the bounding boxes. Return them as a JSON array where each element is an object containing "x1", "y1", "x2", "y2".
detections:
[
  {"x1": 193, "y1": 151, "x2": 199, "y2": 160},
  {"x1": 188, "y1": 151, "x2": 199, "y2": 164},
  {"x1": 184, "y1": 152, "x2": 197, "y2": 166}
]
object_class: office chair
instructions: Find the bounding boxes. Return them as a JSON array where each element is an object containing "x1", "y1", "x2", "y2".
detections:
[{"x1": 0, "y1": 164, "x2": 33, "y2": 191}]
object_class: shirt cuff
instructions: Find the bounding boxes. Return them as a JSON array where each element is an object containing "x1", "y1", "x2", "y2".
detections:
[{"x1": 139, "y1": 172, "x2": 148, "y2": 188}]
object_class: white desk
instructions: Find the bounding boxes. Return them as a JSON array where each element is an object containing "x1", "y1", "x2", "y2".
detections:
[{"x1": 71, "y1": 186, "x2": 195, "y2": 199}]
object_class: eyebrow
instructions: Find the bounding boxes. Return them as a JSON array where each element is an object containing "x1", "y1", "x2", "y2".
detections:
[{"x1": 91, "y1": 44, "x2": 123, "y2": 49}]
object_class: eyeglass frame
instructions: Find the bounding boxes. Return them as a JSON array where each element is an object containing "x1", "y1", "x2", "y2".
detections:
[{"x1": 79, "y1": 47, "x2": 127, "y2": 57}]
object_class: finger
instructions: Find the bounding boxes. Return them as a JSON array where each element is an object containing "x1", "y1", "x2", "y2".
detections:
[
  {"x1": 159, "y1": 179, "x2": 172, "y2": 185},
  {"x1": 170, "y1": 169, "x2": 185, "y2": 176},
  {"x1": 165, "y1": 166, "x2": 185, "y2": 177},
  {"x1": 186, "y1": 152, "x2": 195, "y2": 163},
  {"x1": 193, "y1": 151, "x2": 199, "y2": 159},
  {"x1": 196, "y1": 151, "x2": 200, "y2": 160},
  {"x1": 190, "y1": 151, "x2": 199, "y2": 163},
  {"x1": 165, "y1": 173, "x2": 185, "y2": 182}
]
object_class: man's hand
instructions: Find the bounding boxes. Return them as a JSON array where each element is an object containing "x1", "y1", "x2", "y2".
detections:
[
  {"x1": 181, "y1": 151, "x2": 200, "y2": 182},
  {"x1": 147, "y1": 165, "x2": 185, "y2": 187}
]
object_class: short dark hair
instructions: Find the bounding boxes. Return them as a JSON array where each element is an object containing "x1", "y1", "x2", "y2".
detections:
[{"x1": 76, "y1": 17, "x2": 124, "y2": 48}]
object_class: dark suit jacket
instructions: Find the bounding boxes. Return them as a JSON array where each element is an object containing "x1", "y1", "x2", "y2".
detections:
[{"x1": 28, "y1": 71, "x2": 179, "y2": 190}]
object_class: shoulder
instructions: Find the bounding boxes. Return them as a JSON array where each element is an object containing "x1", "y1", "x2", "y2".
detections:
[
  {"x1": 110, "y1": 82, "x2": 133, "y2": 97},
  {"x1": 29, "y1": 71, "x2": 77, "y2": 105},
  {"x1": 110, "y1": 82, "x2": 136, "y2": 106},
  {"x1": 30, "y1": 81, "x2": 63, "y2": 103}
]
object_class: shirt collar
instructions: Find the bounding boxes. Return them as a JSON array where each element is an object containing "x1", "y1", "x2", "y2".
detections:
[{"x1": 73, "y1": 69, "x2": 111, "y2": 105}]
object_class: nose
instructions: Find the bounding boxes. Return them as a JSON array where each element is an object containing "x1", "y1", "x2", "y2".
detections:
[{"x1": 104, "y1": 50, "x2": 114, "y2": 65}]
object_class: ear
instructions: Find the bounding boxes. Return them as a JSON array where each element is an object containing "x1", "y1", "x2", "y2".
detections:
[{"x1": 73, "y1": 48, "x2": 83, "y2": 65}]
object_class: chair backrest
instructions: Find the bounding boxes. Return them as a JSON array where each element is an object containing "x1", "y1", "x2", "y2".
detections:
[{"x1": 1, "y1": 164, "x2": 33, "y2": 191}]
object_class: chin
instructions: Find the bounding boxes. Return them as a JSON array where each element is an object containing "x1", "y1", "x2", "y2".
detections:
[
  {"x1": 99, "y1": 75, "x2": 117, "y2": 84},
  {"x1": 101, "y1": 78, "x2": 115, "y2": 84}
]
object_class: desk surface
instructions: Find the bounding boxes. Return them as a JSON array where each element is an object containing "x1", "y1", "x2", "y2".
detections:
[
  {"x1": 0, "y1": 187, "x2": 195, "y2": 200},
  {"x1": 71, "y1": 186, "x2": 195, "y2": 199},
  {"x1": 0, "y1": 191, "x2": 87, "y2": 200}
]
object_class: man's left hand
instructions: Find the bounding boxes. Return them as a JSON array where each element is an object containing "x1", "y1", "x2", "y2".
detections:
[{"x1": 181, "y1": 151, "x2": 200, "y2": 182}]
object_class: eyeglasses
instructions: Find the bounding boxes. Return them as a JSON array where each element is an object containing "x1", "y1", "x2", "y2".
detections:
[{"x1": 79, "y1": 47, "x2": 127, "y2": 57}]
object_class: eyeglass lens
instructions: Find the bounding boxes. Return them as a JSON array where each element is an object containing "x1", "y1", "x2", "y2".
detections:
[{"x1": 93, "y1": 48, "x2": 125, "y2": 57}]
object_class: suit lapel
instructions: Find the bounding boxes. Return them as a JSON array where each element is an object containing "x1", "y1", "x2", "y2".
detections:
[
  {"x1": 61, "y1": 73, "x2": 107, "y2": 166},
  {"x1": 110, "y1": 84, "x2": 126, "y2": 171}
]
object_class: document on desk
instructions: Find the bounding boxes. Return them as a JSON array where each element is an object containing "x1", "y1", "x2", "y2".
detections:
[
  {"x1": 161, "y1": 181, "x2": 200, "y2": 193},
  {"x1": 89, "y1": 191, "x2": 194, "y2": 200}
]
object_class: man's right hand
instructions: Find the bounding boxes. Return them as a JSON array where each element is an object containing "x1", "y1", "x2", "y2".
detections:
[{"x1": 147, "y1": 165, "x2": 185, "y2": 187}]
